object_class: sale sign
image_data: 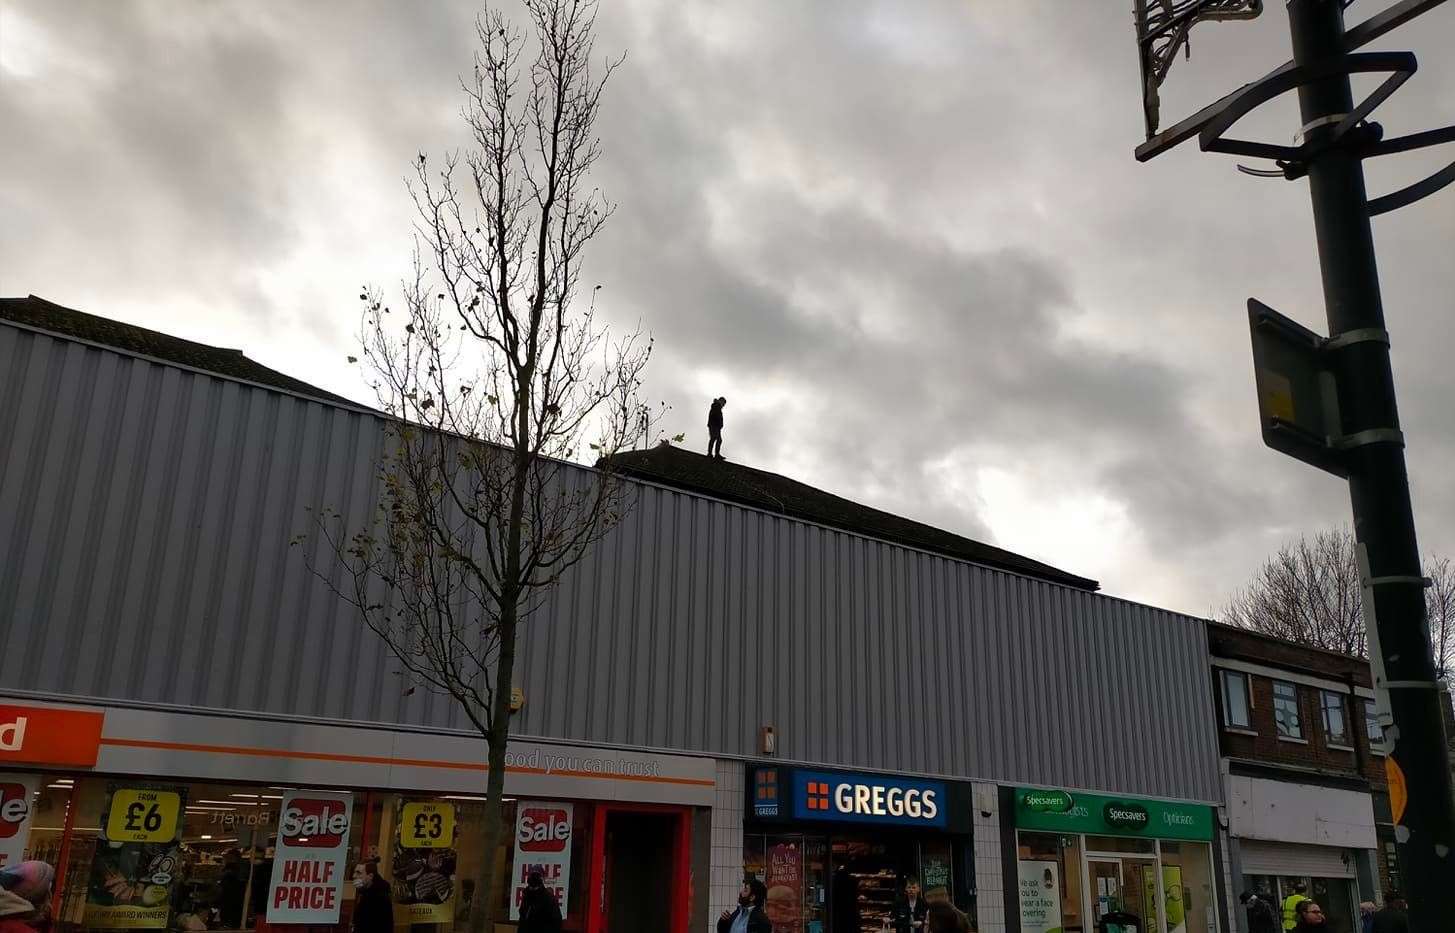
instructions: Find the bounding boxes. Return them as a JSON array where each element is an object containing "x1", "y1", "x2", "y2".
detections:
[
  {"x1": 393, "y1": 800, "x2": 458, "y2": 924},
  {"x1": 0, "y1": 773, "x2": 40, "y2": 869},
  {"x1": 266, "y1": 790, "x2": 353, "y2": 924},
  {"x1": 508, "y1": 801, "x2": 573, "y2": 921}
]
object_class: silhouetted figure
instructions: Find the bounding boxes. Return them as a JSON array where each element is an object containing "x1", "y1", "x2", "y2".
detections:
[
  {"x1": 707, "y1": 397, "x2": 726, "y2": 459},
  {"x1": 831, "y1": 865, "x2": 860, "y2": 933}
]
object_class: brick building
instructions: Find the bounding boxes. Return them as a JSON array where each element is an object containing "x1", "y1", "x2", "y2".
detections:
[{"x1": 1208, "y1": 624, "x2": 1397, "y2": 931}]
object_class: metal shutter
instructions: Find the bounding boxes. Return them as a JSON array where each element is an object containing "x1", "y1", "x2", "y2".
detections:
[{"x1": 1238, "y1": 840, "x2": 1356, "y2": 878}]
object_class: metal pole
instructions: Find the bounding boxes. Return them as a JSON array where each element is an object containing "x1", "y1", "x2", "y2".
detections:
[{"x1": 1286, "y1": 0, "x2": 1455, "y2": 924}]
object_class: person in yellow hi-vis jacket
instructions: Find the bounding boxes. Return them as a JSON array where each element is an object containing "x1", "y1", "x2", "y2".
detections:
[{"x1": 1282, "y1": 882, "x2": 1311, "y2": 931}]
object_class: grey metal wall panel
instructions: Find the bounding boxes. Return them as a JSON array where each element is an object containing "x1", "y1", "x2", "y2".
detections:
[{"x1": 0, "y1": 324, "x2": 1223, "y2": 802}]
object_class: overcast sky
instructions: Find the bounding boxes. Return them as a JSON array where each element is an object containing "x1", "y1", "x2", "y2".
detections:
[{"x1": 3, "y1": 0, "x2": 1453, "y2": 616}]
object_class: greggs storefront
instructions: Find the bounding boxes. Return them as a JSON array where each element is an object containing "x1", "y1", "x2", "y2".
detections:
[
  {"x1": 0, "y1": 698, "x2": 715, "y2": 933},
  {"x1": 742, "y1": 765, "x2": 976, "y2": 933}
]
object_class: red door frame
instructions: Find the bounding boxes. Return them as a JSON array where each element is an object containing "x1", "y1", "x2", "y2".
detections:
[{"x1": 586, "y1": 802, "x2": 693, "y2": 933}]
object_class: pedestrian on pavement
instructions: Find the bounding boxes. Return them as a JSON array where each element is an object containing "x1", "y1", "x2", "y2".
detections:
[
  {"x1": 1292, "y1": 901, "x2": 1327, "y2": 932},
  {"x1": 707, "y1": 397, "x2": 726, "y2": 459},
  {"x1": 0, "y1": 861, "x2": 54, "y2": 933},
  {"x1": 1370, "y1": 891, "x2": 1410, "y2": 933},
  {"x1": 891, "y1": 877, "x2": 928, "y2": 933},
  {"x1": 1241, "y1": 891, "x2": 1280, "y2": 933},
  {"x1": 1282, "y1": 882, "x2": 1310, "y2": 931},
  {"x1": 517, "y1": 871, "x2": 563, "y2": 933},
  {"x1": 351, "y1": 859, "x2": 394, "y2": 933},
  {"x1": 925, "y1": 901, "x2": 971, "y2": 933},
  {"x1": 717, "y1": 878, "x2": 771, "y2": 933}
]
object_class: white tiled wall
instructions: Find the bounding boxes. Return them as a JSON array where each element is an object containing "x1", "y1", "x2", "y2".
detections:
[
  {"x1": 973, "y1": 782, "x2": 1007, "y2": 933},
  {"x1": 710, "y1": 760, "x2": 746, "y2": 933}
]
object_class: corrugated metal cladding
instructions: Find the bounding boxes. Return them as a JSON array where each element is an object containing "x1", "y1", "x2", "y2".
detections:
[{"x1": 0, "y1": 324, "x2": 1222, "y2": 802}]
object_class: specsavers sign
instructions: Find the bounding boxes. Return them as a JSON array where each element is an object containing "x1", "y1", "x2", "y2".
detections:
[
  {"x1": 1014, "y1": 788, "x2": 1213, "y2": 841},
  {"x1": 791, "y1": 770, "x2": 946, "y2": 828}
]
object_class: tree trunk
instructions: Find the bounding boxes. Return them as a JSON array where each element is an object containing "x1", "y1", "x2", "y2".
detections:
[{"x1": 468, "y1": 592, "x2": 521, "y2": 933}]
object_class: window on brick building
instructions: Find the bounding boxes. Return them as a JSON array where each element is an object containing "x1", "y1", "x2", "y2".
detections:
[
  {"x1": 1274, "y1": 681, "x2": 1303, "y2": 738},
  {"x1": 1221, "y1": 670, "x2": 1252, "y2": 729},
  {"x1": 1321, "y1": 690, "x2": 1349, "y2": 745},
  {"x1": 1365, "y1": 699, "x2": 1386, "y2": 752}
]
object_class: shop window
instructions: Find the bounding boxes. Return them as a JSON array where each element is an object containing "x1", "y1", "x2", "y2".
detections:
[
  {"x1": 1016, "y1": 832, "x2": 1082, "y2": 933},
  {"x1": 1365, "y1": 700, "x2": 1387, "y2": 752},
  {"x1": 1160, "y1": 841, "x2": 1219, "y2": 933},
  {"x1": 1321, "y1": 691, "x2": 1349, "y2": 746},
  {"x1": 1221, "y1": 670, "x2": 1252, "y2": 730},
  {"x1": 43, "y1": 778, "x2": 370, "y2": 933},
  {"x1": 1273, "y1": 681, "x2": 1303, "y2": 739}
]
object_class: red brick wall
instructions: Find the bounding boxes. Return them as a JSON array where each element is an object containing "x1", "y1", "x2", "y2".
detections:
[{"x1": 1209, "y1": 624, "x2": 1385, "y2": 789}]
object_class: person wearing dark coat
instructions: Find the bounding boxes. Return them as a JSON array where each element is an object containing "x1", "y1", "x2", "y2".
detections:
[
  {"x1": 830, "y1": 865, "x2": 860, "y2": 933},
  {"x1": 891, "y1": 878, "x2": 928, "y2": 933},
  {"x1": 1241, "y1": 891, "x2": 1281, "y2": 933},
  {"x1": 518, "y1": 871, "x2": 563, "y2": 933},
  {"x1": 1370, "y1": 892, "x2": 1410, "y2": 933},
  {"x1": 717, "y1": 879, "x2": 771, "y2": 933},
  {"x1": 351, "y1": 860, "x2": 394, "y2": 933},
  {"x1": 707, "y1": 397, "x2": 726, "y2": 459}
]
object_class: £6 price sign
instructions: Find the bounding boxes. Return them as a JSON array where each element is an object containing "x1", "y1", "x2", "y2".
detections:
[
  {"x1": 400, "y1": 802, "x2": 455, "y2": 849},
  {"x1": 105, "y1": 788, "x2": 181, "y2": 843}
]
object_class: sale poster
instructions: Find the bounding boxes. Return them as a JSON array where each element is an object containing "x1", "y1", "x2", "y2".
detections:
[
  {"x1": 509, "y1": 801, "x2": 573, "y2": 921},
  {"x1": 1017, "y1": 860, "x2": 1063, "y2": 933},
  {"x1": 0, "y1": 773, "x2": 40, "y2": 869},
  {"x1": 266, "y1": 789, "x2": 353, "y2": 924},
  {"x1": 84, "y1": 784, "x2": 187, "y2": 930},
  {"x1": 764, "y1": 842, "x2": 803, "y2": 933},
  {"x1": 391, "y1": 800, "x2": 458, "y2": 924}
]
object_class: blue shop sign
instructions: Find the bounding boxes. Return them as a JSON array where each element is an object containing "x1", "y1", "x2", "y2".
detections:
[{"x1": 790, "y1": 769, "x2": 947, "y2": 828}]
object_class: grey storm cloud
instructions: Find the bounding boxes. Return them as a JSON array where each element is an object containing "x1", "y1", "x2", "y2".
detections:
[{"x1": 3, "y1": 0, "x2": 1454, "y2": 614}]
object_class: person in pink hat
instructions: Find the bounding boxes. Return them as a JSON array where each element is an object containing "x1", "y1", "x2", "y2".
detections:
[{"x1": 0, "y1": 861, "x2": 54, "y2": 933}]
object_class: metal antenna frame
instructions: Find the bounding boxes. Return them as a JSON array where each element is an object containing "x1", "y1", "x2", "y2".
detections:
[
  {"x1": 1135, "y1": 0, "x2": 1455, "y2": 212},
  {"x1": 1136, "y1": 0, "x2": 1266, "y2": 138}
]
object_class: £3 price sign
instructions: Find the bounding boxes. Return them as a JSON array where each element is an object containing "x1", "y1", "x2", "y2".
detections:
[
  {"x1": 105, "y1": 789, "x2": 181, "y2": 843},
  {"x1": 400, "y1": 801, "x2": 455, "y2": 849}
]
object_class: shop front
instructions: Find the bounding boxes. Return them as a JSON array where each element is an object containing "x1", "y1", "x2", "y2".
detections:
[
  {"x1": 1012, "y1": 788, "x2": 1221, "y2": 933},
  {"x1": 1225, "y1": 775, "x2": 1379, "y2": 933},
  {"x1": 742, "y1": 765, "x2": 975, "y2": 933},
  {"x1": 0, "y1": 698, "x2": 715, "y2": 933}
]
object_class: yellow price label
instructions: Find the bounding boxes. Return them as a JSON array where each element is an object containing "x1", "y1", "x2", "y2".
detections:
[
  {"x1": 105, "y1": 789, "x2": 181, "y2": 843},
  {"x1": 400, "y1": 801, "x2": 455, "y2": 848}
]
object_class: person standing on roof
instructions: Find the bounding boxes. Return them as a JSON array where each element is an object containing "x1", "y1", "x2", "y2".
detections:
[{"x1": 707, "y1": 397, "x2": 726, "y2": 460}]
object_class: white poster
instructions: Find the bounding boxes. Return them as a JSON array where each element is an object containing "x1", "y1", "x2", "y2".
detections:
[
  {"x1": 0, "y1": 773, "x2": 40, "y2": 870},
  {"x1": 1018, "y1": 860, "x2": 1063, "y2": 933},
  {"x1": 508, "y1": 801, "x2": 574, "y2": 921},
  {"x1": 266, "y1": 790, "x2": 353, "y2": 924}
]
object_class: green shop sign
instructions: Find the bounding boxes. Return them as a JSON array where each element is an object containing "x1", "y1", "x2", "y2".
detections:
[{"x1": 1014, "y1": 788, "x2": 1213, "y2": 841}]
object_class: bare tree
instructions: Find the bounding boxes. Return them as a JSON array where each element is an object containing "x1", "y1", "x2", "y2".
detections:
[
  {"x1": 1222, "y1": 527, "x2": 1455, "y2": 677},
  {"x1": 303, "y1": 4, "x2": 657, "y2": 930}
]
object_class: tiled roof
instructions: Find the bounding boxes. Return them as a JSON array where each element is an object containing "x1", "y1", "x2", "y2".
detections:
[
  {"x1": 0, "y1": 295, "x2": 356, "y2": 406},
  {"x1": 604, "y1": 443, "x2": 1099, "y2": 591}
]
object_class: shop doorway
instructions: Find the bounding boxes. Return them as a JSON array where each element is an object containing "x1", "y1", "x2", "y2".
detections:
[
  {"x1": 1088, "y1": 857, "x2": 1164, "y2": 932},
  {"x1": 599, "y1": 808, "x2": 684, "y2": 933}
]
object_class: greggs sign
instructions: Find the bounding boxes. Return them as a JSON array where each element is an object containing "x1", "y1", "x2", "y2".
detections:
[
  {"x1": 791, "y1": 769, "x2": 947, "y2": 828},
  {"x1": 0, "y1": 704, "x2": 104, "y2": 768}
]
